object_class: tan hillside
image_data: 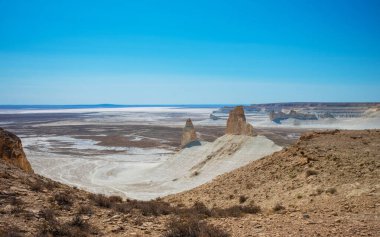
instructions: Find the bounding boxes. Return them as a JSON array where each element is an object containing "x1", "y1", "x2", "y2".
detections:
[
  {"x1": 166, "y1": 130, "x2": 380, "y2": 236},
  {"x1": 0, "y1": 159, "x2": 174, "y2": 236}
]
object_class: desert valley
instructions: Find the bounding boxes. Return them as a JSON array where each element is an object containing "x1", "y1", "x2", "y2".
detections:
[
  {"x1": 0, "y1": 104, "x2": 379, "y2": 236},
  {"x1": 1, "y1": 1, "x2": 380, "y2": 236}
]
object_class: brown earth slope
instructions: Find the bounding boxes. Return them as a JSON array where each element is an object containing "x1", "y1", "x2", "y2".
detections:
[
  {"x1": 166, "y1": 130, "x2": 380, "y2": 236},
  {"x1": 0, "y1": 160, "x2": 173, "y2": 236}
]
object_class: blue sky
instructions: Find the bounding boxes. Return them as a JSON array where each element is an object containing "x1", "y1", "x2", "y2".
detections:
[{"x1": 0, "y1": 0, "x2": 379, "y2": 104}]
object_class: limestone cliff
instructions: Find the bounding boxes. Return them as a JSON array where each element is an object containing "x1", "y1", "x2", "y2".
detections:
[
  {"x1": 225, "y1": 106, "x2": 254, "y2": 136},
  {"x1": 0, "y1": 128, "x2": 33, "y2": 173}
]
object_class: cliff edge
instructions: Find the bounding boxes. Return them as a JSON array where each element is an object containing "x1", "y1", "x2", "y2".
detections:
[{"x1": 0, "y1": 128, "x2": 33, "y2": 173}]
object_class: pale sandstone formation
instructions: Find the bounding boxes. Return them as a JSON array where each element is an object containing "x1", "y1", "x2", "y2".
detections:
[
  {"x1": 225, "y1": 106, "x2": 254, "y2": 136},
  {"x1": 0, "y1": 128, "x2": 33, "y2": 173},
  {"x1": 180, "y1": 119, "x2": 198, "y2": 147}
]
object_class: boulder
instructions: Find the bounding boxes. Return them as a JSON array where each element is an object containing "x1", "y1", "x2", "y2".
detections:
[
  {"x1": 180, "y1": 119, "x2": 199, "y2": 148},
  {"x1": 225, "y1": 106, "x2": 254, "y2": 136},
  {"x1": 0, "y1": 128, "x2": 33, "y2": 173}
]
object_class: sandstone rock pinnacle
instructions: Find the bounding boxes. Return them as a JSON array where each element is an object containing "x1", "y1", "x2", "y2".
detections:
[
  {"x1": 0, "y1": 128, "x2": 33, "y2": 173},
  {"x1": 181, "y1": 119, "x2": 198, "y2": 148},
  {"x1": 225, "y1": 106, "x2": 254, "y2": 136}
]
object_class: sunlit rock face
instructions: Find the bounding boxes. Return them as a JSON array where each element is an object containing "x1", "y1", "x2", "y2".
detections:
[
  {"x1": 0, "y1": 128, "x2": 33, "y2": 173},
  {"x1": 181, "y1": 119, "x2": 198, "y2": 148},
  {"x1": 225, "y1": 106, "x2": 254, "y2": 136}
]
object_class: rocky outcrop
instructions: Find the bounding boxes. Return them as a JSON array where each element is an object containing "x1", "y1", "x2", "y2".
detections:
[
  {"x1": 269, "y1": 110, "x2": 318, "y2": 124},
  {"x1": 225, "y1": 106, "x2": 254, "y2": 136},
  {"x1": 0, "y1": 128, "x2": 33, "y2": 173},
  {"x1": 209, "y1": 114, "x2": 220, "y2": 120},
  {"x1": 181, "y1": 119, "x2": 199, "y2": 148}
]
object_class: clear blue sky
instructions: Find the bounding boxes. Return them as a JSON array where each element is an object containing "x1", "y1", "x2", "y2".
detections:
[{"x1": 0, "y1": 0, "x2": 379, "y2": 104}]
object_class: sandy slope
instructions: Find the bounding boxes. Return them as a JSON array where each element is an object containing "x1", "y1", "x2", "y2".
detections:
[{"x1": 119, "y1": 135, "x2": 281, "y2": 199}]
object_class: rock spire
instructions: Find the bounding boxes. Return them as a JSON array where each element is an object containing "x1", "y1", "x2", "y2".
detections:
[
  {"x1": 225, "y1": 106, "x2": 254, "y2": 136},
  {"x1": 180, "y1": 119, "x2": 198, "y2": 148}
]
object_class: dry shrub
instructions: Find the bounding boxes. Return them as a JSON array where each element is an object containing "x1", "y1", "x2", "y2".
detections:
[
  {"x1": 69, "y1": 215, "x2": 90, "y2": 230},
  {"x1": 77, "y1": 205, "x2": 93, "y2": 215},
  {"x1": 109, "y1": 195, "x2": 123, "y2": 203},
  {"x1": 0, "y1": 172, "x2": 11, "y2": 179},
  {"x1": 163, "y1": 216, "x2": 230, "y2": 237},
  {"x1": 211, "y1": 205, "x2": 260, "y2": 218},
  {"x1": 239, "y1": 205, "x2": 261, "y2": 214},
  {"x1": 54, "y1": 192, "x2": 73, "y2": 206},
  {"x1": 189, "y1": 202, "x2": 212, "y2": 217},
  {"x1": 305, "y1": 169, "x2": 318, "y2": 177},
  {"x1": 40, "y1": 208, "x2": 55, "y2": 220},
  {"x1": 316, "y1": 188, "x2": 324, "y2": 195},
  {"x1": 9, "y1": 196, "x2": 23, "y2": 205},
  {"x1": 89, "y1": 193, "x2": 112, "y2": 208},
  {"x1": 37, "y1": 215, "x2": 97, "y2": 237},
  {"x1": 30, "y1": 180, "x2": 44, "y2": 192},
  {"x1": 115, "y1": 199, "x2": 172, "y2": 216},
  {"x1": 246, "y1": 183, "x2": 253, "y2": 189},
  {"x1": 10, "y1": 205, "x2": 24, "y2": 214},
  {"x1": 0, "y1": 226, "x2": 23, "y2": 237},
  {"x1": 116, "y1": 199, "x2": 261, "y2": 218},
  {"x1": 326, "y1": 187, "x2": 337, "y2": 194},
  {"x1": 239, "y1": 195, "x2": 248, "y2": 203},
  {"x1": 45, "y1": 180, "x2": 59, "y2": 189},
  {"x1": 273, "y1": 203, "x2": 285, "y2": 212},
  {"x1": 182, "y1": 202, "x2": 261, "y2": 218}
]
